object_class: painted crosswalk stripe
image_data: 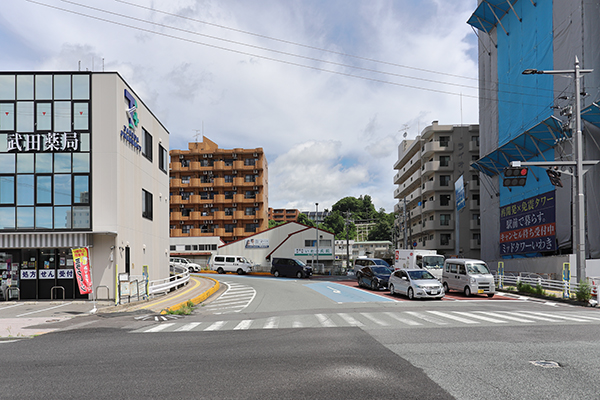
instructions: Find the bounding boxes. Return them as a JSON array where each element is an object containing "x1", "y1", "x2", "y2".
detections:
[
  {"x1": 452, "y1": 311, "x2": 507, "y2": 323},
  {"x1": 522, "y1": 311, "x2": 591, "y2": 322},
  {"x1": 383, "y1": 312, "x2": 422, "y2": 326},
  {"x1": 233, "y1": 320, "x2": 253, "y2": 330},
  {"x1": 204, "y1": 321, "x2": 227, "y2": 331},
  {"x1": 426, "y1": 311, "x2": 479, "y2": 324},
  {"x1": 405, "y1": 311, "x2": 448, "y2": 325},
  {"x1": 360, "y1": 312, "x2": 390, "y2": 326},
  {"x1": 144, "y1": 323, "x2": 176, "y2": 333},
  {"x1": 175, "y1": 322, "x2": 202, "y2": 332},
  {"x1": 264, "y1": 317, "x2": 279, "y2": 329},
  {"x1": 292, "y1": 321, "x2": 304, "y2": 328},
  {"x1": 315, "y1": 314, "x2": 336, "y2": 327},
  {"x1": 476, "y1": 311, "x2": 535, "y2": 323},
  {"x1": 338, "y1": 313, "x2": 365, "y2": 327},
  {"x1": 569, "y1": 313, "x2": 600, "y2": 321},
  {"x1": 508, "y1": 312, "x2": 562, "y2": 322}
]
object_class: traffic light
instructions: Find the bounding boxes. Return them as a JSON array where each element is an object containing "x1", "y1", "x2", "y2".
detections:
[
  {"x1": 503, "y1": 166, "x2": 528, "y2": 186},
  {"x1": 546, "y1": 169, "x2": 563, "y2": 187}
]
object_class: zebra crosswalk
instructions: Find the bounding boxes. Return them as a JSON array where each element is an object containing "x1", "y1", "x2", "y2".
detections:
[{"x1": 131, "y1": 309, "x2": 600, "y2": 333}]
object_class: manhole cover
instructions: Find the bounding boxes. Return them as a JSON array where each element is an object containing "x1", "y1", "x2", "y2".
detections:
[
  {"x1": 134, "y1": 314, "x2": 183, "y2": 322},
  {"x1": 530, "y1": 360, "x2": 561, "y2": 368}
]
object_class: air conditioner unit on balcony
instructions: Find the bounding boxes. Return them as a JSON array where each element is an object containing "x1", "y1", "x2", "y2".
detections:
[
  {"x1": 209, "y1": 204, "x2": 213, "y2": 207},
  {"x1": 208, "y1": 154, "x2": 213, "y2": 158},
  {"x1": 203, "y1": 154, "x2": 208, "y2": 158},
  {"x1": 233, "y1": 220, "x2": 237, "y2": 223},
  {"x1": 233, "y1": 203, "x2": 237, "y2": 207},
  {"x1": 203, "y1": 171, "x2": 208, "y2": 175},
  {"x1": 232, "y1": 154, "x2": 237, "y2": 158},
  {"x1": 253, "y1": 186, "x2": 258, "y2": 190},
  {"x1": 180, "y1": 204, "x2": 184, "y2": 208},
  {"x1": 179, "y1": 155, "x2": 184, "y2": 159},
  {"x1": 179, "y1": 188, "x2": 184, "y2": 191},
  {"x1": 209, "y1": 188, "x2": 213, "y2": 191},
  {"x1": 204, "y1": 204, "x2": 209, "y2": 208},
  {"x1": 180, "y1": 221, "x2": 184, "y2": 224},
  {"x1": 253, "y1": 153, "x2": 258, "y2": 157},
  {"x1": 233, "y1": 187, "x2": 237, "y2": 190},
  {"x1": 253, "y1": 170, "x2": 258, "y2": 174},
  {"x1": 253, "y1": 219, "x2": 258, "y2": 223},
  {"x1": 233, "y1": 170, "x2": 238, "y2": 174},
  {"x1": 208, "y1": 220, "x2": 213, "y2": 224},
  {"x1": 254, "y1": 203, "x2": 259, "y2": 207}
]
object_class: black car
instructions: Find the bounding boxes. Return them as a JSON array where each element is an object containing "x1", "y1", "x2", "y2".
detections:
[
  {"x1": 271, "y1": 257, "x2": 313, "y2": 278},
  {"x1": 357, "y1": 266, "x2": 392, "y2": 290}
]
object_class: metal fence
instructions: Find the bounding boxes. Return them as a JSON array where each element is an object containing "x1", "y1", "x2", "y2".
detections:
[
  {"x1": 148, "y1": 265, "x2": 190, "y2": 296},
  {"x1": 495, "y1": 272, "x2": 599, "y2": 301}
]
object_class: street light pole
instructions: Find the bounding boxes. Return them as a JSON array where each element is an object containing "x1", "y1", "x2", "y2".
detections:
[
  {"x1": 315, "y1": 203, "x2": 319, "y2": 272},
  {"x1": 522, "y1": 56, "x2": 593, "y2": 282}
]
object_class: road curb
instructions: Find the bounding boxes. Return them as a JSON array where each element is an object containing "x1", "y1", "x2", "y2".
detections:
[{"x1": 160, "y1": 277, "x2": 220, "y2": 314}]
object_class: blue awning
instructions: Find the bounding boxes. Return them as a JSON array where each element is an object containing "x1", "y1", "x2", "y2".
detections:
[
  {"x1": 467, "y1": 0, "x2": 521, "y2": 35},
  {"x1": 471, "y1": 116, "x2": 567, "y2": 176},
  {"x1": 581, "y1": 102, "x2": 600, "y2": 128}
]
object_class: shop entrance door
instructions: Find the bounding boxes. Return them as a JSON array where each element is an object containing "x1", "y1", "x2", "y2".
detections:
[{"x1": 39, "y1": 249, "x2": 57, "y2": 300}]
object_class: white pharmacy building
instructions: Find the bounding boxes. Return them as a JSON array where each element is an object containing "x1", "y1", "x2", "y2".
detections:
[{"x1": 0, "y1": 72, "x2": 170, "y2": 300}]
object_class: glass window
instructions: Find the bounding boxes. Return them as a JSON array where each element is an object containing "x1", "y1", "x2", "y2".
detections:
[
  {"x1": 54, "y1": 75, "x2": 71, "y2": 100},
  {"x1": 35, "y1": 207, "x2": 53, "y2": 229},
  {"x1": 0, "y1": 208, "x2": 15, "y2": 229},
  {"x1": 72, "y1": 206, "x2": 90, "y2": 229},
  {"x1": 0, "y1": 75, "x2": 15, "y2": 100},
  {"x1": 79, "y1": 133, "x2": 90, "y2": 151},
  {"x1": 73, "y1": 153, "x2": 89, "y2": 173},
  {"x1": 16, "y1": 102, "x2": 34, "y2": 132},
  {"x1": 73, "y1": 176, "x2": 89, "y2": 203},
  {"x1": 73, "y1": 103, "x2": 88, "y2": 130},
  {"x1": 17, "y1": 175, "x2": 34, "y2": 205},
  {"x1": 440, "y1": 214, "x2": 451, "y2": 226},
  {"x1": 54, "y1": 174, "x2": 71, "y2": 205},
  {"x1": 0, "y1": 176, "x2": 14, "y2": 204},
  {"x1": 16, "y1": 153, "x2": 34, "y2": 173},
  {"x1": 16, "y1": 75, "x2": 34, "y2": 100},
  {"x1": 36, "y1": 103, "x2": 52, "y2": 130},
  {"x1": 16, "y1": 207, "x2": 34, "y2": 229},
  {"x1": 158, "y1": 144, "x2": 167, "y2": 173},
  {"x1": 440, "y1": 175, "x2": 450, "y2": 186},
  {"x1": 0, "y1": 154, "x2": 15, "y2": 174},
  {"x1": 72, "y1": 75, "x2": 89, "y2": 100},
  {"x1": 142, "y1": 189, "x2": 153, "y2": 220},
  {"x1": 0, "y1": 104, "x2": 14, "y2": 130},
  {"x1": 35, "y1": 75, "x2": 52, "y2": 100},
  {"x1": 54, "y1": 153, "x2": 71, "y2": 173},
  {"x1": 35, "y1": 153, "x2": 53, "y2": 173},
  {"x1": 36, "y1": 176, "x2": 52, "y2": 204},
  {"x1": 142, "y1": 129, "x2": 152, "y2": 161},
  {"x1": 54, "y1": 206, "x2": 71, "y2": 229},
  {"x1": 54, "y1": 101, "x2": 71, "y2": 131}
]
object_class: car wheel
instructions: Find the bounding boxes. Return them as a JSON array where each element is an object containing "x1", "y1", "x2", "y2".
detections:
[
  {"x1": 443, "y1": 282, "x2": 449, "y2": 294},
  {"x1": 237, "y1": 268, "x2": 244, "y2": 275},
  {"x1": 487, "y1": 293, "x2": 495, "y2": 298},
  {"x1": 217, "y1": 267, "x2": 224, "y2": 274},
  {"x1": 273, "y1": 270, "x2": 280, "y2": 277},
  {"x1": 389, "y1": 284, "x2": 395, "y2": 296},
  {"x1": 408, "y1": 287, "x2": 414, "y2": 300},
  {"x1": 371, "y1": 280, "x2": 378, "y2": 291},
  {"x1": 296, "y1": 271, "x2": 304, "y2": 279},
  {"x1": 357, "y1": 277, "x2": 362, "y2": 287},
  {"x1": 464, "y1": 286, "x2": 471, "y2": 297}
]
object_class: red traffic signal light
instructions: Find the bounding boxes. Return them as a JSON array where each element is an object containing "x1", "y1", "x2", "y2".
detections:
[{"x1": 503, "y1": 167, "x2": 528, "y2": 186}]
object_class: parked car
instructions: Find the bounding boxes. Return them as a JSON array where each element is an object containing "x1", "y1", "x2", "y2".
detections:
[
  {"x1": 169, "y1": 257, "x2": 202, "y2": 273},
  {"x1": 353, "y1": 258, "x2": 391, "y2": 275},
  {"x1": 388, "y1": 268, "x2": 444, "y2": 300},
  {"x1": 356, "y1": 265, "x2": 393, "y2": 290},
  {"x1": 271, "y1": 257, "x2": 312, "y2": 278},
  {"x1": 210, "y1": 255, "x2": 253, "y2": 275},
  {"x1": 442, "y1": 258, "x2": 495, "y2": 297}
]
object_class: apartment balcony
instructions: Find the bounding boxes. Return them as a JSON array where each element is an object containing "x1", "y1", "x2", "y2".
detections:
[
  {"x1": 422, "y1": 141, "x2": 454, "y2": 158},
  {"x1": 470, "y1": 239, "x2": 481, "y2": 249},
  {"x1": 215, "y1": 228, "x2": 225, "y2": 237},
  {"x1": 191, "y1": 228, "x2": 213, "y2": 236},
  {"x1": 170, "y1": 228, "x2": 184, "y2": 237},
  {"x1": 469, "y1": 140, "x2": 480, "y2": 152},
  {"x1": 422, "y1": 180, "x2": 453, "y2": 195},
  {"x1": 410, "y1": 204, "x2": 422, "y2": 218},
  {"x1": 411, "y1": 224, "x2": 423, "y2": 236},
  {"x1": 234, "y1": 227, "x2": 245, "y2": 237},
  {"x1": 423, "y1": 219, "x2": 454, "y2": 231},
  {"x1": 214, "y1": 194, "x2": 225, "y2": 203},
  {"x1": 468, "y1": 180, "x2": 480, "y2": 191},
  {"x1": 213, "y1": 211, "x2": 225, "y2": 220},
  {"x1": 437, "y1": 239, "x2": 455, "y2": 251},
  {"x1": 169, "y1": 162, "x2": 181, "y2": 172},
  {"x1": 470, "y1": 219, "x2": 481, "y2": 230},
  {"x1": 394, "y1": 154, "x2": 421, "y2": 184},
  {"x1": 469, "y1": 200, "x2": 480, "y2": 210}
]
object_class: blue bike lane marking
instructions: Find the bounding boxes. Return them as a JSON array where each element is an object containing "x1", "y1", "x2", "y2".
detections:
[{"x1": 305, "y1": 282, "x2": 395, "y2": 303}]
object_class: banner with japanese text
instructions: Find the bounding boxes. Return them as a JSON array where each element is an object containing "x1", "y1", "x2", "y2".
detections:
[
  {"x1": 72, "y1": 247, "x2": 93, "y2": 295},
  {"x1": 499, "y1": 191, "x2": 556, "y2": 255}
]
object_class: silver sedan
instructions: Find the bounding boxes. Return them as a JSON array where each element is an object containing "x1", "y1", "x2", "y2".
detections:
[{"x1": 388, "y1": 268, "x2": 444, "y2": 300}]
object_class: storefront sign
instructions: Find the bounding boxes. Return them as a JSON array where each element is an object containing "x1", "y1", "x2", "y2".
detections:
[
  {"x1": 294, "y1": 248, "x2": 333, "y2": 256},
  {"x1": 20, "y1": 270, "x2": 37, "y2": 280},
  {"x1": 57, "y1": 269, "x2": 74, "y2": 279},
  {"x1": 499, "y1": 191, "x2": 556, "y2": 255},
  {"x1": 72, "y1": 247, "x2": 93, "y2": 295},
  {"x1": 7, "y1": 132, "x2": 80, "y2": 152},
  {"x1": 245, "y1": 238, "x2": 269, "y2": 248},
  {"x1": 39, "y1": 269, "x2": 56, "y2": 279}
]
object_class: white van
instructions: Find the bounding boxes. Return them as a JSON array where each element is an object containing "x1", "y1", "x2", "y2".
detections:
[
  {"x1": 210, "y1": 255, "x2": 253, "y2": 275},
  {"x1": 170, "y1": 257, "x2": 202, "y2": 273},
  {"x1": 442, "y1": 258, "x2": 495, "y2": 298}
]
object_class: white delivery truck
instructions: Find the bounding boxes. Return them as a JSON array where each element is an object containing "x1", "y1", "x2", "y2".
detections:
[{"x1": 394, "y1": 249, "x2": 445, "y2": 280}]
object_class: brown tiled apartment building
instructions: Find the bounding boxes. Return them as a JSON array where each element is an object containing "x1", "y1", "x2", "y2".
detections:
[
  {"x1": 268, "y1": 208, "x2": 300, "y2": 223},
  {"x1": 169, "y1": 137, "x2": 268, "y2": 243}
]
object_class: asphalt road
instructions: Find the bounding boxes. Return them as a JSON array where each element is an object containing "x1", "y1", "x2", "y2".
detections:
[{"x1": 2, "y1": 274, "x2": 600, "y2": 399}]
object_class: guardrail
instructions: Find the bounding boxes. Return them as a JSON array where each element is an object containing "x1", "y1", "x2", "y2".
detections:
[
  {"x1": 148, "y1": 265, "x2": 190, "y2": 296},
  {"x1": 495, "y1": 272, "x2": 599, "y2": 301}
]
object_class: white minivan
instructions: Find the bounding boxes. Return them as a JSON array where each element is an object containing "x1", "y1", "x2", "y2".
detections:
[
  {"x1": 210, "y1": 255, "x2": 253, "y2": 275},
  {"x1": 442, "y1": 258, "x2": 495, "y2": 298}
]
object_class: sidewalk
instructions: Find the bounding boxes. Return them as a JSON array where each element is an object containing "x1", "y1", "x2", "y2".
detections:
[{"x1": 97, "y1": 275, "x2": 220, "y2": 314}]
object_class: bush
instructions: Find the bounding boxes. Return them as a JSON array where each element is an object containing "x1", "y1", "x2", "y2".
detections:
[{"x1": 576, "y1": 280, "x2": 592, "y2": 302}]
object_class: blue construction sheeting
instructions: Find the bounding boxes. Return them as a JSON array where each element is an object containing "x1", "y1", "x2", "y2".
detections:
[
  {"x1": 471, "y1": 116, "x2": 567, "y2": 176},
  {"x1": 581, "y1": 102, "x2": 600, "y2": 128},
  {"x1": 467, "y1": 0, "x2": 520, "y2": 34}
]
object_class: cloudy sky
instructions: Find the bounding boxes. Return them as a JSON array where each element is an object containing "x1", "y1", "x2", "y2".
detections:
[{"x1": 1, "y1": 0, "x2": 479, "y2": 213}]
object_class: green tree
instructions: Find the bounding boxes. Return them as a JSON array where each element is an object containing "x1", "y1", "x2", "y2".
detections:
[
  {"x1": 297, "y1": 213, "x2": 315, "y2": 227},
  {"x1": 268, "y1": 220, "x2": 286, "y2": 229}
]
